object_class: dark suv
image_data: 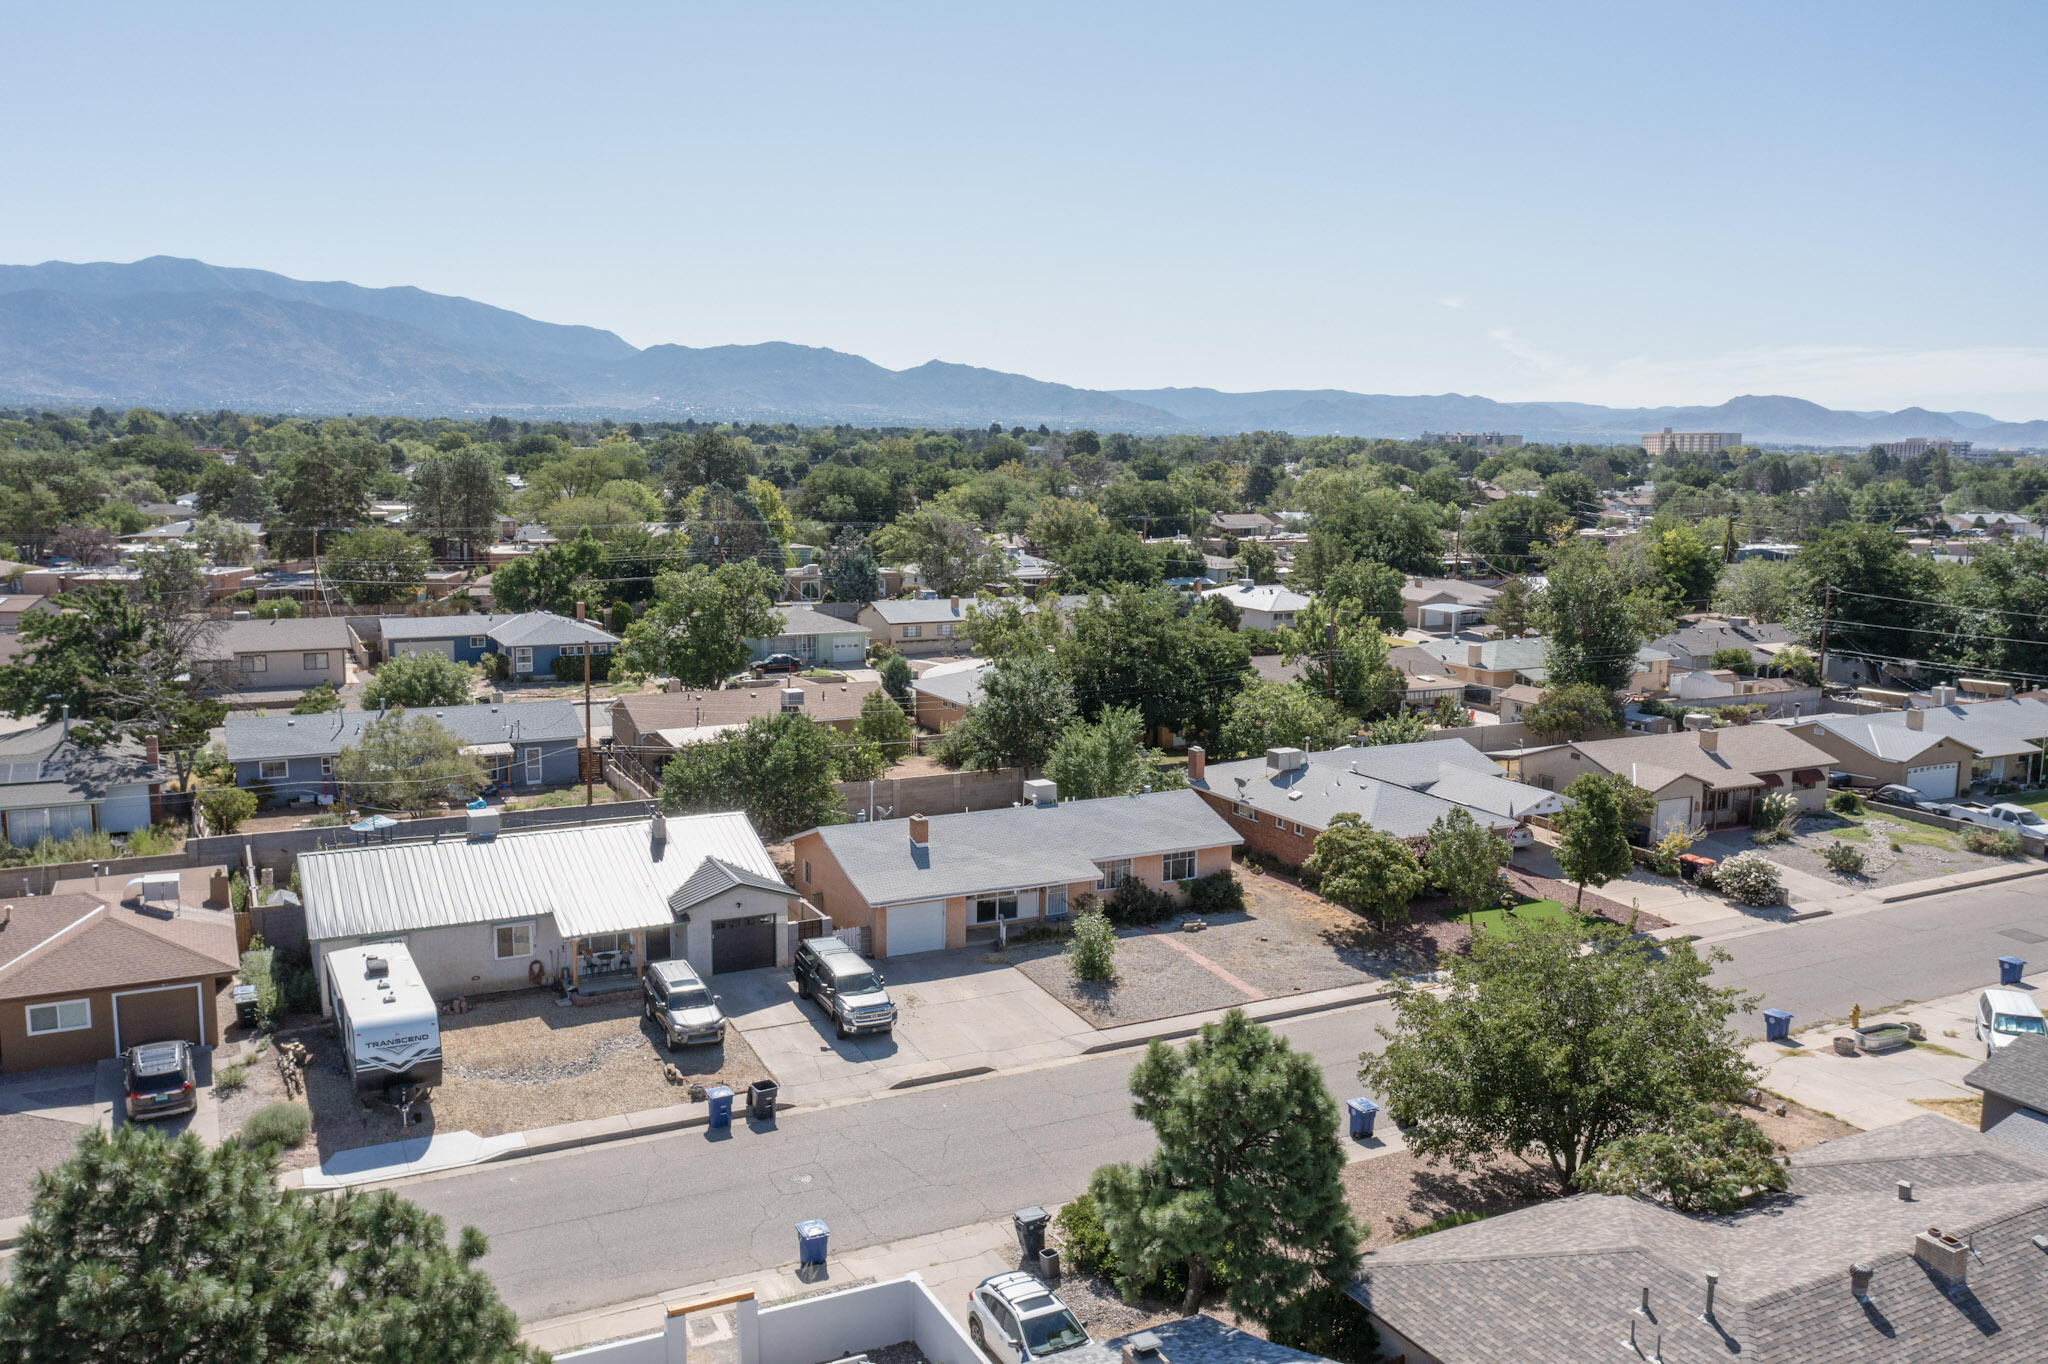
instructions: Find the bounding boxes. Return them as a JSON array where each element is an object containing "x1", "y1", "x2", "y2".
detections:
[
  {"x1": 793, "y1": 937, "x2": 897, "y2": 1037},
  {"x1": 124, "y1": 1040, "x2": 197, "y2": 1121}
]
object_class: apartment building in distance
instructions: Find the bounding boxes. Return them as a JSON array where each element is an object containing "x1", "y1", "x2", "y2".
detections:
[
  {"x1": 1642, "y1": 427, "x2": 1742, "y2": 456},
  {"x1": 1421, "y1": 430, "x2": 1522, "y2": 448},
  {"x1": 1878, "y1": 436, "x2": 1977, "y2": 462}
]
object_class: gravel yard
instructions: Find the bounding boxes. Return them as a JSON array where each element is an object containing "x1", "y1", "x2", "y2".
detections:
[
  {"x1": 1013, "y1": 934, "x2": 1256, "y2": 1026},
  {"x1": 0, "y1": 1111, "x2": 88, "y2": 1219},
  {"x1": 1743, "y1": 811, "x2": 2017, "y2": 890}
]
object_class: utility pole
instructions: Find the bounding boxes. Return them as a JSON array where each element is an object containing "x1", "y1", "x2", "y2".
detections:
[
  {"x1": 1817, "y1": 584, "x2": 1832, "y2": 688},
  {"x1": 577, "y1": 600, "x2": 594, "y2": 806},
  {"x1": 1325, "y1": 617, "x2": 1338, "y2": 703}
]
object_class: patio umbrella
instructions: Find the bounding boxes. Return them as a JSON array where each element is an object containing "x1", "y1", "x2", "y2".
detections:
[{"x1": 349, "y1": 814, "x2": 398, "y2": 833}]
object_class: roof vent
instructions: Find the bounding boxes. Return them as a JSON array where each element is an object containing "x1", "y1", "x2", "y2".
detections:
[
  {"x1": 1906, "y1": 708, "x2": 1925, "y2": 731},
  {"x1": 364, "y1": 955, "x2": 389, "y2": 979},
  {"x1": 467, "y1": 803, "x2": 499, "y2": 841},
  {"x1": 1022, "y1": 779, "x2": 1058, "y2": 808},
  {"x1": 1897, "y1": 1180, "x2": 1914, "y2": 1201},
  {"x1": 1265, "y1": 747, "x2": 1307, "y2": 773},
  {"x1": 1120, "y1": 1333, "x2": 1164, "y2": 1364}
]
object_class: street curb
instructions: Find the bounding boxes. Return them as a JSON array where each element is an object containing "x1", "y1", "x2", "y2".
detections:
[
  {"x1": 888, "y1": 1065, "x2": 994, "y2": 1090},
  {"x1": 1079, "y1": 987, "x2": 1392, "y2": 1054},
  {"x1": 1788, "y1": 908, "x2": 1833, "y2": 922},
  {"x1": 1876, "y1": 863, "x2": 2048, "y2": 905}
]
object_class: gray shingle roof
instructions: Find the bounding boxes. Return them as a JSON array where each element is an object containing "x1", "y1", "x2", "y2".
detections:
[
  {"x1": 1808, "y1": 698, "x2": 2048, "y2": 763},
  {"x1": 378, "y1": 611, "x2": 618, "y2": 649},
  {"x1": 1066, "y1": 1315, "x2": 1336, "y2": 1363},
  {"x1": 1570, "y1": 725, "x2": 1835, "y2": 792},
  {"x1": 1984, "y1": 1106, "x2": 2048, "y2": 1159},
  {"x1": 197, "y1": 616, "x2": 359, "y2": 660},
  {"x1": 1193, "y1": 740, "x2": 1557, "y2": 840},
  {"x1": 1965, "y1": 1033, "x2": 2048, "y2": 1114},
  {"x1": 1351, "y1": 1115, "x2": 2048, "y2": 1363},
  {"x1": 0, "y1": 722, "x2": 160, "y2": 809},
  {"x1": 223, "y1": 701, "x2": 584, "y2": 763},
  {"x1": 809, "y1": 790, "x2": 1240, "y2": 905},
  {"x1": 866, "y1": 597, "x2": 978, "y2": 625},
  {"x1": 1205, "y1": 582, "x2": 1311, "y2": 614},
  {"x1": 910, "y1": 662, "x2": 990, "y2": 708},
  {"x1": 769, "y1": 604, "x2": 870, "y2": 639}
]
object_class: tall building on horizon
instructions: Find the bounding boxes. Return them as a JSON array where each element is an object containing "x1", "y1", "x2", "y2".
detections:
[{"x1": 1642, "y1": 426, "x2": 1742, "y2": 457}]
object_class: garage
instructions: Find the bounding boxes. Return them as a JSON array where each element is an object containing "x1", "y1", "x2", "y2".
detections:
[
  {"x1": 711, "y1": 915, "x2": 777, "y2": 974},
  {"x1": 1904, "y1": 763, "x2": 1959, "y2": 800},
  {"x1": 883, "y1": 900, "x2": 947, "y2": 957},
  {"x1": 831, "y1": 637, "x2": 865, "y2": 665},
  {"x1": 391, "y1": 639, "x2": 455, "y2": 660},
  {"x1": 113, "y1": 983, "x2": 208, "y2": 1054},
  {"x1": 1653, "y1": 797, "x2": 1694, "y2": 838}
]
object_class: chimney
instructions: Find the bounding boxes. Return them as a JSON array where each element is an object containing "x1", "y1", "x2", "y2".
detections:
[
  {"x1": 1906, "y1": 708, "x2": 1925, "y2": 731},
  {"x1": 144, "y1": 734, "x2": 160, "y2": 766},
  {"x1": 1850, "y1": 1262, "x2": 1874, "y2": 1301},
  {"x1": 1914, "y1": 1228, "x2": 1970, "y2": 1283},
  {"x1": 1120, "y1": 1332, "x2": 1163, "y2": 1364},
  {"x1": 1186, "y1": 745, "x2": 1206, "y2": 780},
  {"x1": 649, "y1": 814, "x2": 667, "y2": 856},
  {"x1": 575, "y1": 600, "x2": 586, "y2": 621},
  {"x1": 909, "y1": 813, "x2": 930, "y2": 848},
  {"x1": 1698, "y1": 728, "x2": 1719, "y2": 752},
  {"x1": 948, "y1": 595, "x2": 960, "y2": 613},
  {"x1": 1466, "y1": 642, "x2": 1485, "y2": 667}
]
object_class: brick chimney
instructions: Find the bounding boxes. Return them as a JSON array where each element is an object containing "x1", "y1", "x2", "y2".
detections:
[
  {"x1": 949, "y1": 595, "x2": 960, "y2": 613},
  {"x1": 1698, "y1": 728, "x2": 1719, "y2": 752},
  {"x1": 575, "y1": 600, "x2": 586, "y2": 621},
  {"x1": 1186, "y1": 745, "x2": 1206, "y2": 780},
  {"x1": 144, "y1": 734, "x2": 160, "y2": 766},
  {"x1": 908, "y1": 813, "x2": 930, "y2": 848}
]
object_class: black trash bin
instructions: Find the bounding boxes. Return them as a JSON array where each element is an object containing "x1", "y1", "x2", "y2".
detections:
[
  {"x1": 748, "y1": 1080, "x2": 779, "y2": 1122},
  {"x1": 231, "y1": 983, "x2": 259, "y2": 1029},
  {"x1": 1014, "y1": 1206, "x2": 1050, "y2": 1258}
]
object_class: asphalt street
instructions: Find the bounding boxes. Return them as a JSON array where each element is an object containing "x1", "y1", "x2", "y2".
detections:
[{"x1": 401, "y1": 879, "x2": 2048, "y2": 1322}]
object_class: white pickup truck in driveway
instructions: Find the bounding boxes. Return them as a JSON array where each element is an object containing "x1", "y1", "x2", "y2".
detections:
[{"x1": 1946, "y1": 802, "x2": 2048, "y2": 836}]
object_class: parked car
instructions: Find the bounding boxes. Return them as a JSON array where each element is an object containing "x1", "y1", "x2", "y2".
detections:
[
  {"x1": 643, "y1": 959, "x2": 726, "y2": 1050},
  {"x1": 793, "y1": 936, "x2": 897, "y2": 1037},
  {"x1": 752, "y1": 653, "x2": 805, "y2": 676},
  {"x1": 967, "y1": 1271, "x2": 1090, "y2": 1361},
  {"x1": 1505, "y1": 824, "x2": 1534, "y2": 849},
  {"x1": 1976, "y1": 988, "x2": 2047, "y2": 1057},
  {"x1": 1950, "y1": 802, "x2": 2048, "y2": 836},
  {"x1": 1871, "y1": 784, "x2": 1932, "y2": 809},
  {"x1": 123, "y1": 1040, "x2": 197, "y2": 1121}
]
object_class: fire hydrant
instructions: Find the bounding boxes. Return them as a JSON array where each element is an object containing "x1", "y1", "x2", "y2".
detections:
[{"x1": 1850, "y1": 1003, "x2": 1863, "y2": 1030}]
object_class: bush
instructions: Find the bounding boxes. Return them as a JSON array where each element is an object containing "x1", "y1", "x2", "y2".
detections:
[
  {"x1": 550, "y1": 650, "x2": 613, "y2": 682},
  {"x1": 483, "y1": 650, "x2": 511, "y2": 682},
  {"x1": 239, "y1": 1102, "x2": 311, "y2": 1150},
  {"x1": 1822, "y1": 841, "x2": 1866, "y2": 875},
  {"x1": 123, "y1": 821, "x2": 186, "y2": 856},
  {"x1": 1748, "y1": 792, "x2": 1797, "y2": 844},
  {"x1": 199, "y1": 786, "x2": 257, "y2": 834},
  {"x1": 1827, "y1": 790, "x2": 1864, "y2": 815},
  {"x1": 1101, "y1": 877, "x2": 1176, "y2": 927},
  {"x1": 1711, "y1": 850, "x2": 1784, "y2": 906},
  {"x1": 274, "y1": 949, "x2": 321, "y2": 1015},
  {"x1": 214, "y1": 1063, "x2": 248, "y2": 1096},
  {"x1": 246, "y1": 778, "x2": 276, "y2": 808},
  {"x1": 291, "y1": 682, "x2": 341, "y2": 714},
  {"x1": 1053, "y1": 1193, "x2": 1120, "y2": 1279},
  {"x1": 1966, "y1": 827, "x2": 2025, "y2": 857},
  {"x1": 1066, "y1": 910, "x2": 1118, "y2": 982},
  {"x1": 1185, "y1": 868, "x2": 1245, "y2": 917},
  {"x1": 1650, "y1": 825, "x2": 1695, "y2": 877},
  {"x1": 239, "y1": 946, "x2": 279, "y2": 1029}
]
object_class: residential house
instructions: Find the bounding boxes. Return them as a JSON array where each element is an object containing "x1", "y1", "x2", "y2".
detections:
[
  {"x1": 0, "y1": 723, "x2": 165, "y2": 846},
  {"x1": 1386, "y1": 643, "x2": 1468, "y2": 711},
  {"x1": 1651, "y1": 614, "x2": 1798, "y2": 671},
  {"x1": 790, "y1": 787, "x2": 1240, "y2": 957},
  {"x1": 1495, "y1": 683, "x2": 1545, "y2": 723},
  {"x1": 780, "y1": 562, "x2": 823, "y2": 602},
  {"x1": 1352, "y1": 1114, "x2": 2048, "y2": 1364},
  {"x1": 909, "y1": 661, "x2": 990, "y2": 733},
  {"x1": 746, "y1": 603, "x2": 871, "y2": 667},
  {"x1": 0, "y1": 595, "x2": 54, "y2": 634},
  {"x1": 1785, "y1": 694, "x2": 2048, "y2": 797},
  {"x1": 1734, "y1": 541, "x2": 1798, "y2": 561},
  {"x1": 301, "y1": 812, "x2": 795, "y2": 1005},
  {"x1": 379, "y1": 610, "x2": 619, "y2": 678},
  {"x1": 1189, "y1": 739, "x2": 1560, "y2": 867},
  {"x1": 857, "y1": 596, "x2": 977, "y2": 657},
  {"x1": 1400, "y1": 577, "x2": 1499, "y2": 632},
  {"x1": 1201, "y1": 581, "x2": 1311, "y2": 632},
  {"x1": 1206, "y1": 511, "x2": 1280, "y2": 550},
  {"x1": 1518, "y1": 723, "x2": 1835, "y2": 835},
  {"x1": 1417, "y1": 635, "x2": 1674, "y2": 706},
  {"x1": 1942, "y1": 510, "x2": 2037, "y2": 538},
  {"x1": 222, "y1": 700, "x2": 585, "y2": 803},
  {"x1": 1965, "y1": 1034, "x2": 2048, "y2": 1155},
  {"x1": 195, "y1": 617, "x2": 364, "y2": 700},
  {"x1": 1668, "y1": 670, "x2": 1822, "y2": 719},
  {"x1": 0, "y1": 893, "x2": 237, "y2": 1073},
  {"x1": 611, "y1": 676, "x2": 881, "y2": 775}
]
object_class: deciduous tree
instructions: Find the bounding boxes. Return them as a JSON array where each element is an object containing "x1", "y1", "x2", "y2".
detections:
[
  {"x1": 618, "y1": 560, "x2": 781, "y2": 687},
  {"x1": 945, "y1": 653, "x2": 1075, "y2": 771},
  {"x1": 1574, "y1": 1104, "x2": 1788, "y2": 1212},
  {"x1": 1423, "y1": 806, "x2": 1511, "y2": 927},
  {"x1": 324, "y1": 527, "x2": 430, "y2": 606},
  {"x1": 1306, "y1": 814, "x2": 1425, "y2": 924},
  {"x1": 361, "y1": 651, "x2": 475, "y2": 710},
  {"x1": 1044, "y1": 704, "x2": 1149, "y2": 800},
  {"x1": 1215, "y1": 680, "x2": 1351, "y2": 760},
  {"x1": 657, "y1": 712, "x2": 845, "y2": 839},
  {"x1": 1553, "y1": 772, "x2": 1642, "y2": 910},
  {"x1": 334, "y1": 712, "x2": 487, "y2": 815}
]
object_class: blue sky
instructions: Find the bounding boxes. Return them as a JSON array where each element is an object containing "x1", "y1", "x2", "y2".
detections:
[{"x1": 6, "y1": 3, "x2": 2045, "y2": 414}]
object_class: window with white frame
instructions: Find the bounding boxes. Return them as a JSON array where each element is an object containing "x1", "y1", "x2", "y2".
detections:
[
  {"x1": 562, "y1": 644, "x2": 584, "y2": 657},
  {"x1": 26, "y1": 998, "x2": 90, "y2": 1035},
  {"x1": 903, "y1": 625, "x2": 923, "y2": 639},
  {"x1": 974, "y1": 894, "x2": 1018, "y2": 923},
  {"x1": 302, "y1": 652, "x2": 330, "y2": 670},
  {"x1": 469, "y1": 636, "x2": 487, "y2": 648},
  {"x1": 495, "y1": 922, "x2": 532, "y2": 959},
  {"x1": 1163, "y1": 850, "x2": 1196, "y2": 881},
  {"x1": 524, "y1": 746, "x2": 543, "y2": 783},
  {"x1": 938, "y1": 623, "x2": 953, "y2": 637},
  {"x1": 1095, "y1": 858, "x2": 1133, "y2": 890},
  {"x1": 240, "y1": 654, "x2": 268, "y2": 673},
  {"x1": 1231, "y1": 802, "x2": 1253, "y2": 819},
  {"x1": 592, "y1": 642, "x2": 609, "y2": 654},
  {"x1": 320, "y1": 756, "x2": 334, "y2": 776},
  {"x1": 259, "y1": 759, "x2": 289, "y2": 781}
]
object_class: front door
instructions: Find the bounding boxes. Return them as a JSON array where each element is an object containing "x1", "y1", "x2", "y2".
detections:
[{"x1": 523, "y1": 746, "x2": 543, "y2": 784}]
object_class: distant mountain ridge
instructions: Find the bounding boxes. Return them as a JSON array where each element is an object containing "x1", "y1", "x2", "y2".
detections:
[{"x1": 1, "y1": 256, "x2": 2043, "y2": 447}]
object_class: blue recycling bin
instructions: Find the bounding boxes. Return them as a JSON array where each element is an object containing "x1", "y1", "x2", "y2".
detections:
[
  {"x1": 1763, "y1": 1009, "x2": 1794, "y2": 1043},
  {"x1": 1346, "y1": 1097, "x2": 1379, "y2": 1139},
  {"x1": 2000, "y1": 956, "x2": 2027, "y2": 986},
  {"x1": 706, "y1": 1084, "x2": 735, "y2": 1129},
  {"x1": 797, "y1": 1219, "x2": 830, "y2": 1265}
]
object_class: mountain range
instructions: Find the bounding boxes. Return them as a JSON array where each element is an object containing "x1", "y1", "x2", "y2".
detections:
[{"x1": 1, "y1": 256, "x2": 2042, "y2": 448}]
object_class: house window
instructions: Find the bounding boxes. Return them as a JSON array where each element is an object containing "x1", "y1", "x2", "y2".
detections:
[
  {"x1": 259, "y1": 760, "x2": 289, "y2": 781},
  {"x1": 562, "y1": 644, "x2": 584, "y2": 657},
  {"x1": 592, "y1": 642, "x2": 609, "y2": 655},
  {"x1": 1163, "y1": 850, "x2": 1196, "y2": 881},
  {"x1": 1231, "y1": 802, "x2": 1253, "y2": 819},
  {"x1": 1095, "y1": 859, "x2": 1133, "y2": 890},
  {"x1": 469, "y1": 636, "x2": 487, "y2": 648},
  {"x1": 240, "y1": 654, "x2": 268, "y2": 673},
  {"x1": 938, "y1": 623, "x2": 953, "y2": 637},
  {"x1": 903, "y1": 625, "x2": 923, "y2": 639},
  {"x1": 302, "y1": 652, "x2": 330, "y2": 670},
  {"x1": 320, "y1": 757, "x2": 334, "y2": 776},
  {"x1": 974, "y1": 894, "x2": 1018, "y2": 923},
  {"x1": 802, "y1": 859, "x2": 812, "y2": 884},
  {"x1": 26, "y1": 998, "x2": 90, "y2": 1035},
  {"x1": 495, "y1": 922, "x2": 533, "y2": 959}
]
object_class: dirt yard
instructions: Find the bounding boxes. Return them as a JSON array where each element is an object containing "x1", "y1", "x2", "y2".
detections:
[
  {"x1": 220, "y1": 989, "x2": 776, "y2": 1165},
  {"x1": 1748, "y1": 810, "x2": 2019, "y2": 890}
]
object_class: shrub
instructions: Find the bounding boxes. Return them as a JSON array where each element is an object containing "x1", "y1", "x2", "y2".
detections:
[
  {"x1": 214, "y1": 1063, "x2": 249, "y2": 1096},
  {"x1": 1821, "y1": 841, "x2": 1866, "y2": 875},
  {"x1": 1101, "y1": 877, "x2": 1176, "y2": 927},
  {"x1": 1067, "y1": 910, "x2": 1118, "y2": 982},
  {"x1": 1966, "y1": 827, "x2": 2025, "y2": 857},
  {"x1": 1748, "y1": 792, "x2": 1797, "y2": 844},
  {"x1": 240, "y1": 946, "x2": 279, "y2": 1029},
  {"x1": 1711, "y1": 850, "x2": 1784, "y2": 906},
  {"x1": 246, "y1": 778, "x2": 276, "y2": 808},
  {"x1": 290, "y1": 682, "x2": 341, "y2": 714},
  {"x1": 199, "y1": 786, "x2": 258, "y2": 834},
  {"x1": 1186, "y1": 868, "x2": 1245, "y2": 917},
  {"x1": 550, "y1": 651, "x2": 613, "y2": 682},
  {"x1": 123, "y1": 821, "x2": 186, "y2": 856},
  {"x1": 483, "y1": 650, "x2": 511, "y2": 682},
  {"x1": 239, "y1": 1102, "x2": 311, "y2": 1150},
  {"x1": 1650, "y1": 825, "x2": 1695, "y2": 877},
  {"x1": 274, "y1": 950, "x2": 321, "y2": 1015},
  {"x1": 1826, "y1": 790, "x2": 1864, "y2": 815},
  {"x1": 1053, "y1": 1192, "x2": 1120, "y2": 1279}
]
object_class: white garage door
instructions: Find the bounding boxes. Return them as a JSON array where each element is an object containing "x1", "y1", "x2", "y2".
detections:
[
  {"x1": 392, "y1": 639, "x2": 455, "y2": 659},
  {"x1": 1653, "y1": 797, "x2": 1694, "y2": 838},
  {"x1": 1905, "y1": 763, "x2": 1959, "y2": 799},
  {"x1": 885, "y1": 900, "x2": 947, "y2": 957},
  {"x1": 831, "y1": 636, "x2": 865, "y2": 664}
]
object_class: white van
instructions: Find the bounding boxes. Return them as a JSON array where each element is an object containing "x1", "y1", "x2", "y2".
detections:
[
  {"x1": 327, "y1": 943, "x2": 442, "y2": 1117},
  {"x1": 1975, "y1": 988, "x2": 2047, "y2": 1058}
]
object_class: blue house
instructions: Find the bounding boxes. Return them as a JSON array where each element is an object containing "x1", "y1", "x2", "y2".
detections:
[
  {"x1": 379, "y1": 611, "x2": 620, "y2": 678},
  {"x1": 222, "y1": 700, "x2": 586, "y2": 804}
]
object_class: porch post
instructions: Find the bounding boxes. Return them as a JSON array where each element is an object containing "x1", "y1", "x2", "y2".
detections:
[
  {"x1": 570, "y1": 942, "x2": 581, "y2": 992},
  {"x1": 634, "y1": 929, "x2": 645, "y2": 976}
]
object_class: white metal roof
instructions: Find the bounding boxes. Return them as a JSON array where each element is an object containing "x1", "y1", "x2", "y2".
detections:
[{"x1": 301, "y1": 813, "x2": 788, "y2": 942}]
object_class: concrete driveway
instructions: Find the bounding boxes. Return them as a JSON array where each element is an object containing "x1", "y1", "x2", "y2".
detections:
[{"x1": 716, "y1": 949, "x2": 1093, "y2": 1103}]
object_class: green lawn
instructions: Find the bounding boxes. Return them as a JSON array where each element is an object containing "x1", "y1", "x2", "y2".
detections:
[
  {"x1": 1464, "y1": 897, "x2": 1572, "y2": 935},
  {"x1": 2009, "y1": 790, "x2": 2048, "y2": 817},
  {"x1": 1827, "y1": 805, "x2": 1963, "y2": 852}
]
